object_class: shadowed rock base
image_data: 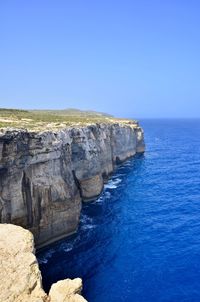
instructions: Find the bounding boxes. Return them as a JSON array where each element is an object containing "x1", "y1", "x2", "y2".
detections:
[{"x1": 0, "y1": 224, "x2": 87, "y2": 302}]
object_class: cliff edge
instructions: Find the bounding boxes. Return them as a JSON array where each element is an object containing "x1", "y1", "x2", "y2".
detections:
[
  {"x1": 0, "y1": 224, "x2": 87, "y2": 302},
  {"x1": 0, "y1": 120, "x2": 145, "y2": 247}
]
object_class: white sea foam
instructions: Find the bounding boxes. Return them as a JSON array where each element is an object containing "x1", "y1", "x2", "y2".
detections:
[
  {"x1": 96, "y1": 195, "x2": 104, "y2": 203},
  {"x1": 105, "y1": 191, "x2": 111, "y2": 198},
  {"x1": 37, "y1": 248, "x2": 55, "y2": 264},
  {"x1": 123, "y1": 162, "x2": 132, "y2": 167},
  {"x1": 80, "y1": 213, "x2": 95, "y2": 232},
  {"x1": 104, "y1": 183, "x2": 117, "y2": 189},
  {"x1": 104, "y1": 178, "x2": 122, "y2": 189},
  {"x1": 113, "y1": 173, "x2": 124, "y2": 178},
  {"x1": 80, "y1": 214, "x2": 93, "y2": 224},
  {"x1": 81, "y1": 224, "x2": 96, "y2": 231},
  {"x1": 59, "y1": 242, "x2": 74, "y2": 252},
  {"x1": 113, "y1": 178, "x2": 122, "y2": 185}
]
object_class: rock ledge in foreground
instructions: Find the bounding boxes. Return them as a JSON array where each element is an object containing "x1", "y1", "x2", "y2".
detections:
[{"x1": 0, "y1": 224, "x2": 87, "y2": 302}]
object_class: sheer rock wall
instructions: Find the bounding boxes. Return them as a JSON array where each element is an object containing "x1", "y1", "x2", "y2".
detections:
[{"x1": 0, "y1": 121, "x2": 145, "y2": 247}]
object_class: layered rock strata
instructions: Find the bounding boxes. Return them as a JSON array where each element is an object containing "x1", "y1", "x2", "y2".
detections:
[
  {"x1": 0, "y1": 121, "x2": 144, "y2": 247},
  {"x1": 0, "y1": 223, "x2": 87, "y2": 302}
]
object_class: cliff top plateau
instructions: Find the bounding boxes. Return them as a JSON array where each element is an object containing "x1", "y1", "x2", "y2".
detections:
[
  {"x1": 0, "y1": 108, "x2": 138, "y2": 131},
  {"x1": 0, "y1": 110, "x2": 144, "y2": 248}
]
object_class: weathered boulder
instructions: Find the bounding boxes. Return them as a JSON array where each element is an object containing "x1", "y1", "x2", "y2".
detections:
[
  {"x1": 49, "y1": 278, "x2": 87, "y2": 302},
  {"x1": 0, "y1": 224, "x2": 87, "y2": 302},
  {"x1": 0, "y1": 224, "x2": 46, "y2": 302},
  {"x1": 0, "y1": 121, "x2": 145, "y2": 247}
]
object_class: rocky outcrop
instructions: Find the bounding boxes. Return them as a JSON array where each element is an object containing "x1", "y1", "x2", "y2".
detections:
[
  {"x1": 0, "y1": 224, "x2": 87, "y2": 302},
  {"x1": 0, "y1": 121, "x2": 144, "y2": 247},
  {"x1": 49, "y1": 278, "x2": 87, "y2": 302}
]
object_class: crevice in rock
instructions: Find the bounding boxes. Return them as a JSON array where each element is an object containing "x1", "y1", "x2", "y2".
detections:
[
  {"x1": 72, "y1": 170, "x2": 83, "y2": 199},
  {"x1": 32, "y1": 185, "x2": 42, "y2": 227},
  {"x1": 22, "y1": 171, "x2": 33, "y2": 228}
]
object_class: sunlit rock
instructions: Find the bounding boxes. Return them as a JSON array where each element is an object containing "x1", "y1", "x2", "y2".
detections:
[
  {"x1": 0, "y1": 224, "x2": 87, "y2": 302},
  {"x1": 0, "y1": 121, "x2": 144, "y2": 248}
]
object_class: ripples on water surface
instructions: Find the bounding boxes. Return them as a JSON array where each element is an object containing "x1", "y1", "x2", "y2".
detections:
[{"x1": 37, "y1": 119, "x2": 200, "y2": 302}]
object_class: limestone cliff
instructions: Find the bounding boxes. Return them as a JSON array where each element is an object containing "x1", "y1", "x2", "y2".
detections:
[
  {"x1": 0, "y1": 121, "x2": 144, "y2": 247},
  {"x1": 0, "y1": 224, "x2": 87, "y2": 302}
]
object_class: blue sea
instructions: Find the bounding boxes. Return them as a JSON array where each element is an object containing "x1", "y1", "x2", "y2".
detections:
[{"x1": 37, "y1": 119, "x2": 200, "y2": 302}]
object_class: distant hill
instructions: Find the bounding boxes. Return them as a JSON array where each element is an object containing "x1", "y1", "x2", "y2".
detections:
[{"x1": 30, "y1": 108, "x2": 113, "y2": 117}]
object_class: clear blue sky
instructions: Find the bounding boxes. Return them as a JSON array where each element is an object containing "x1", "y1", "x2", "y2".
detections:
[{"x1": 0, "y1": 0, "x2": 200, "y2": 118}]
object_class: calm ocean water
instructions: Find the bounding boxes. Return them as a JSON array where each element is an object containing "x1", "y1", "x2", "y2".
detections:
[{"x1": 37, "y1": 119, "x2": 200, "y2": 302}]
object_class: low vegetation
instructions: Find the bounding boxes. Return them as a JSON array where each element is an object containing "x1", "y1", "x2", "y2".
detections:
[{"x1": 0, "y1": 108, "x2": 136, "y2": 131}]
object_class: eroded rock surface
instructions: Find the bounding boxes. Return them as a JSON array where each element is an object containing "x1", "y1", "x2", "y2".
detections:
[
  {"x1": 49, "y1": 278, "x2": 87, "y2": 302},
  {"x1": 0, "y1": 224, "x2": 87, "y2": 302},
  {"x1": 0, "y1": 121, "x2": 144, "y2": 247},
  {"x1": 0, "y1": 224, "x2": 46, "y2": 302}
]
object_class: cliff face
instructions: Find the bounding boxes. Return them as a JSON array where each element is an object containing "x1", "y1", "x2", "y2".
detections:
[
  {"x1": 0, "y1": 224, "x2": 87, "y2": 302},
  {"x1": 0, "y1": 121, "x2": 144, "y2": 247}
]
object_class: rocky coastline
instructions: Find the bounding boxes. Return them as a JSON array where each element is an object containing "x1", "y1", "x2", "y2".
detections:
[
  {"x1": 0, "y1": 120, "x2": 145, "y2": 248},
  {"x1": 0, "y1": 119, "x2": 144, "y2": 301}
]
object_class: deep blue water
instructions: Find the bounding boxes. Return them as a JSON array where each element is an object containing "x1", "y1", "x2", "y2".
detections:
[{"x1": 37, "y1": 119, "x2": 200, "y2": 302}]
